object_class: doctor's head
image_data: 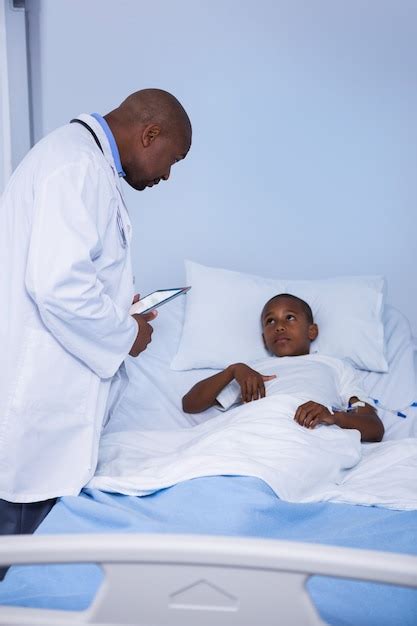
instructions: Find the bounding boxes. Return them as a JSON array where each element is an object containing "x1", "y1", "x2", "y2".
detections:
[
  {"x1": 261, "y1": 294, "x2": 318, "y2": 357},
  {"x1": 105, "y1": 88, "x2": 192, "y2": 191}
]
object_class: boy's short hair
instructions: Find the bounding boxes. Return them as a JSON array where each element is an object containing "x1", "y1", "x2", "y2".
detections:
[{"x1": 263, "y1": 293, "x2": 314, "y2": 324}]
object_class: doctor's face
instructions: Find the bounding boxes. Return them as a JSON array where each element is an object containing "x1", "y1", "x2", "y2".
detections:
[{"x1": 124, "y1": 125, "x2": 191, "y2": 191}]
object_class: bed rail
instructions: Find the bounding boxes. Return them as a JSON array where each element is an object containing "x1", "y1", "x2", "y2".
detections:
[{"x1": 0, "y1": 533, "x2": 416, "y2": 625}]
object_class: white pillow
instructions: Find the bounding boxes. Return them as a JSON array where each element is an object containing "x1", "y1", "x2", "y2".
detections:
[{"x1": 170, "y1": 260, "x2": 388, "y2": 372}]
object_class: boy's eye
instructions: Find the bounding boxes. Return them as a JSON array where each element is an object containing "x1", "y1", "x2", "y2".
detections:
[
  {"x1": 287, "y1": 314, "x2": 296, "y2": 321},
  {"x1": 266, "y1": 318, "x2": 275, "y2": 325}
]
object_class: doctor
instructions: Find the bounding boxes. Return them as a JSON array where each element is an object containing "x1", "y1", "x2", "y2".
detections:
[{"x1": 0, "y1": 88, "x2": 192, "y2": 535}]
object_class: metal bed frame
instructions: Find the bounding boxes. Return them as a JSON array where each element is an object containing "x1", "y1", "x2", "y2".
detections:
[{"x1": 0, "y1": 533, "x2": 416, "y2": 625}]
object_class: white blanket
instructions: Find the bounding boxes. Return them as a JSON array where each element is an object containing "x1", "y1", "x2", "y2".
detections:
[{"x1": 88, "y1": 395, "x2": 417, "y2": 510}]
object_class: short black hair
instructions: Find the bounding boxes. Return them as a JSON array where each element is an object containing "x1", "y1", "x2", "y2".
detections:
[{"x1": 262, "y1": 293, "x2": 314, "y2": 324}]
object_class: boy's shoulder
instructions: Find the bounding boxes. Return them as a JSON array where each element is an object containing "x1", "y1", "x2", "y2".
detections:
[
  {"x1": 251, "y1": 353, "x2": 345, "y2": 370},
  {"x1": 310, "y1": 352, "x2": 355, "y2": 370},
  {"x1": 310, "y1": 352, "x2": 345, "y2": 364},
  {"x1": 314, "y1": 352, "x2": 357, "y2": 380},
  {"x1": 250, "y1": 353, "x2": 357, "y2": 375}
]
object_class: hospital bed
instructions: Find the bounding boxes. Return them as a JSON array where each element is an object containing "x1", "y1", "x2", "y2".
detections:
[
  {"x1": 1, "y1": 534, "x2": 417, "y2": 625},
  {"x1": 0, "y1": 297, "x2": 416, "y2": 625}
]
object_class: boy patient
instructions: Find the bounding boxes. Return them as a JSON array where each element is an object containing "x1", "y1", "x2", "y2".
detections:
[{"x1": 183, "y1": 294, "x2": 384, "y2": 443}]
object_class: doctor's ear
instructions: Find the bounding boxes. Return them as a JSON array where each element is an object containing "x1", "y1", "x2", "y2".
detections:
[{"x1": 142, "y1": 124, "x2": 161, "y2": 147}]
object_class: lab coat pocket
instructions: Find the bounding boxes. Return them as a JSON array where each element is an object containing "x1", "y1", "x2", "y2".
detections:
[
  {"x1": 102, "y1": 362, "x2": 129, "y2": 429},
  {"x1": 10, "y1": 327, "x2": 93, "y2": 419}
]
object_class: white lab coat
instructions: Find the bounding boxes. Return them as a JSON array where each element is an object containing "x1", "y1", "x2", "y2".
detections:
[{"x1": 0, "y1": 114, "x2": 138, "y2": 502}]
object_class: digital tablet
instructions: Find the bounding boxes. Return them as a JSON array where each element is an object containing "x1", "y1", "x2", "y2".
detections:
[{"x1": 129, "y1": 287, "x2": 191, "y2": 316}]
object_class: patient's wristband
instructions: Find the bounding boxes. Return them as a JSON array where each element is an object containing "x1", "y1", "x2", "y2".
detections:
[
  {"x1": 330, "y1": 401, "x2": 365, "y2": 414},
  {"x1": 348, "y1": 400, "x2": 365, "y2": 411}
]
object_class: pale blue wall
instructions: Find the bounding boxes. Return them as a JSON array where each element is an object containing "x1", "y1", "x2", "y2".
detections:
[
  {"x1": 26, "y1": 0, "x2": 417, "y2": 332},
  {"x1": 0, "y1": 0, "x2": 31, "y2": 189}
]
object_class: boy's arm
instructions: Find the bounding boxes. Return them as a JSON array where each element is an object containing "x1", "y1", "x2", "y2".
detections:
[
  {"x1": 333, "y1": 397, "x2": 384, "y2": 442},
  {"x1": 182, "y1": 364, "x2": 276, "y2": 414},
  {"x1": 294, "y1": 397, "x2": 384, "y2": 442},
  {"x1": 182, "y1": 366, "x2": 236, "y2": 414}
]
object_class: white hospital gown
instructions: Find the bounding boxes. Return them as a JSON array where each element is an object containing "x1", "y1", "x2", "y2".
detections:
[{"x1": 217, "y1": 353, "x2": 368, "y2": 412}]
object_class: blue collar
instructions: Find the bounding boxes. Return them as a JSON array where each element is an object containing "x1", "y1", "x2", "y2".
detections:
[{"x1": 91, "y1": 112, "x2": 126, "y2": 177}]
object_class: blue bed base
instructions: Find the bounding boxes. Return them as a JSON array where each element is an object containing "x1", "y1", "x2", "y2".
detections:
[{"x1": 0, "y1": 476, "x2": 416, "y2": 626}]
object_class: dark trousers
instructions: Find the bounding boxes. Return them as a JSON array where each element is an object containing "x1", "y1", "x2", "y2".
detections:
[{"x1": 0, "y1": 498, "x2": 57, "y2": 580}]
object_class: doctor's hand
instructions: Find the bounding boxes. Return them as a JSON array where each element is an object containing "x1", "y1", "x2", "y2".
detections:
[
  {"x1": 231, "y1": 363, "x2": 276, "y2": 403},
  {"x1": 129, "y1": 311, "x2": 157, "y2": 357},
  {"x1": 294, "y1": 401, "x2": 335, "y2": 429}
]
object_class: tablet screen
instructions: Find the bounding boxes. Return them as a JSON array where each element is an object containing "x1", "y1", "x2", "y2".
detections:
[{"x1": 129, "y1": 288, "x2": 190, "y2": 315}]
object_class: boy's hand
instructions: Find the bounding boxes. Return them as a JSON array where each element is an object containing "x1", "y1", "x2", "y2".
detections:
[
  {"x1": 230, "y1": 363, "x2": 276, "y2": 403},
  {"x1": 294, "y1": 401, "x2": 335, "y2": 429}
]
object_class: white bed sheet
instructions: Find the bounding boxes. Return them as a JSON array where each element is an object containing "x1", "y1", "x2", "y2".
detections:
[{"x1": 359, "y1": 306, "x2": 417, "y2": 439}]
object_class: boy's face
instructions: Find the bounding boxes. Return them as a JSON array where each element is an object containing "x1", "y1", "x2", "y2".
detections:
[{"x1": 261, "y1": 297, "x2": 318, "y2": 357}]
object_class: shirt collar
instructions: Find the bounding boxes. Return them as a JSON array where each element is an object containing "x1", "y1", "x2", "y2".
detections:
[{"x1": 91, "y1": 112, "x2": 125, "y2": 177}]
